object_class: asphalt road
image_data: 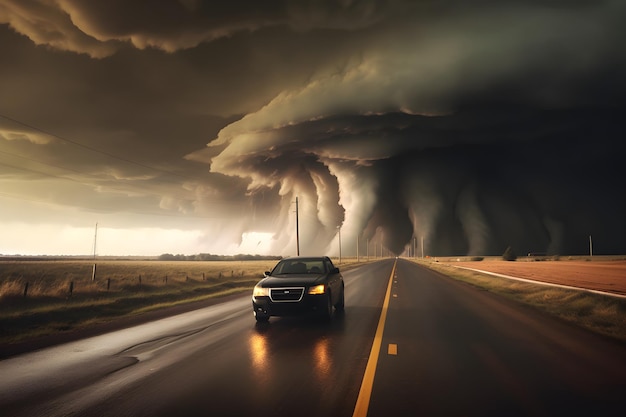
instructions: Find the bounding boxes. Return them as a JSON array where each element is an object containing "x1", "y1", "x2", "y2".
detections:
[{"x1": 1, "y1": 259, "x2": 625, "y2": 416}]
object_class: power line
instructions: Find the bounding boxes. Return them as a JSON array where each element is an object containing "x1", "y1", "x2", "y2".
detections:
[
  {"x1": 0, "y1": 149, "x2": 96, "y2": 178},
  {"x1": 0, "y1": 160, "x2": 100, "y2": 186},
  {"x1": 0, "y1": 159, "x2": 240, "y2": 212},
  {"x1": 0, "y1": 153, "x2": 238, "y2": 211},
  {"x1": 0, "y1": 191, "x2": 232, "y2": 219},
  {"x1": 0, "y1": 113, "x2": 191, "y2": 180},
  {"x1": 0, "y1": 159, "x2": 166, "y2": 198},
  {"x1": 0, "y1": 114, "x2": 242, "y2": 214}
]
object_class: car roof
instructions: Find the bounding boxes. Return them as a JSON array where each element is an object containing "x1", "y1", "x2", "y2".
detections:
[{"x1": 280, "y1": 256, "x2": 330, "y2": 261}]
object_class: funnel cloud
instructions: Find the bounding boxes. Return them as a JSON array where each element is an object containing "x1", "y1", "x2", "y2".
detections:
[{"x1": 1, "y1": 1, "x2": 624, "y2": 256}]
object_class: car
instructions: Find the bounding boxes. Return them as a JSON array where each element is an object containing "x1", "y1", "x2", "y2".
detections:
[{"x1": 252, "y1": 256, "x2": 345, "y2": 322}]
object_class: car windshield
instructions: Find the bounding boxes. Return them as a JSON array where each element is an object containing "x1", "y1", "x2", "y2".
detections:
[{"x1": 272, "y1": 259, "x2": 326, "y2": 275}]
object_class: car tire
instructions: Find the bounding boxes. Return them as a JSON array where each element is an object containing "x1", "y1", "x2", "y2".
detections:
[
  {"x1": 335, "y1": 287, "x2": 345, "y2": 312},
  {"x1": 321, "y1": 293, "x2": 333, "y2": 321},
  {"x1": 255, "y1": 312, "x2": 269, "y2": 322}
]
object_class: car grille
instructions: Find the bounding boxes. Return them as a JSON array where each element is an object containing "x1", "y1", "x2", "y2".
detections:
[{"x1": 270, "y1": 287, "x2": 305, "y2": 302}]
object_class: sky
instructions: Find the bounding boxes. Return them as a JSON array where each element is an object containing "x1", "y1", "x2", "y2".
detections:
[{"x1": 1, "y1": 0, "x2": 625, "y2": 257}]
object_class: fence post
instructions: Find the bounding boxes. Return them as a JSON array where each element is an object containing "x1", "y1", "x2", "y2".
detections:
[
  {"x1": 107, "y1": 278, "x2": 111, "y2": 291},
  {"x1": 138, "y1": 275, "x2": 142, "y2": 286},
  {"x1": 92, "y1": 263, "x2": 97, "y2": 281},
  {"x1": 202, "y1": 272, "x2": 205, "y2": 281},
  {"x1": 69, "y1": 281, "x2": 74, "y2": 298},
  {"x1": 23, "y1": 282, "x2": 29, "y2": 298}
]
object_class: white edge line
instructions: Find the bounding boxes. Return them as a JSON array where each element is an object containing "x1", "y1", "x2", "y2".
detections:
[{"x1": 452, "y1": 266, "x2": 626, "y2": 299}]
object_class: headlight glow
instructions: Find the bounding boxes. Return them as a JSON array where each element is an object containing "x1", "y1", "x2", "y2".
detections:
[
  {"x1": 253, "y1": 285, "x2": 269, "y2": 297},
  {"x1": 308, "y1": 284, "x2": 326, "y2": 295}
]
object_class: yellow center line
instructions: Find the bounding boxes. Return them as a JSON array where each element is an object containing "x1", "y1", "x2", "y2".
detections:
[{"x1": 352, "y1": 259, "x2": 397, "y2": 417}]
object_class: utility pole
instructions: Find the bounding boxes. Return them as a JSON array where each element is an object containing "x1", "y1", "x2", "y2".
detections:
[
  {"x1": 92, "y1": 222, "x2": 98, "y2": 281},
  {"x1": 589, "y1": 234, "x2": 593, "y2": 257},
  {"x1": 93, "y1": 222, "x2": 98, "y2": 259},
  {"x1": 337, "y1": 226, "x2": 342, "y2": 264},
  {"x1": 295, "y1": 197, "x2": 300, "y2": 256},
  {"x1": 421, "y1": 236, "x2": 424, "y2": 258}
]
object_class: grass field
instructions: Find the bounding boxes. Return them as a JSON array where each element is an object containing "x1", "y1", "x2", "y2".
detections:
[
  {"x1": 0, "y1": 257, "x2": 363, "y2": 345},
  {"x1": 0, "y1": 259, "x2": 279, "y2": 344},
  {"x1": 413, "y1": 258, "x2": 626, "y2": 343},
  {"x1": 2, "y1": 256, "x2": 625, "y2": 348},
  {"x1": 0, "y1": 259, "x2": 276, "y2": 298}
]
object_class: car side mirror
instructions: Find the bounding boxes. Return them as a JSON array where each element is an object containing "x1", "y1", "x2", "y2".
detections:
[
  {"x1": 332, "y1": 267, "x2": 340, "y2": 274},
  {"x1": 264, "y1": 271, "x2": 271, "y2": 277}
]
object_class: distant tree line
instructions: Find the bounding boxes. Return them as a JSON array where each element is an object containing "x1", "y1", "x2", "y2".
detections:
[{"x1": 158, "y1": 253, "x2": 282, "y2": 261}]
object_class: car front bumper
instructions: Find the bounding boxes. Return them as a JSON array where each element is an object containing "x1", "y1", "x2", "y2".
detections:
[{"x1": 252, "y1": 294, "x2": 328, "y2": 317}]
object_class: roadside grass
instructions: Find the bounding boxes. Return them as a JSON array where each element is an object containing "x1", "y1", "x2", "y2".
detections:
[
  {"x1": 414, "y1": 259, "x2": 626, "y2": 343},
  {"x1": 0, "y1": 259, "x2": 277, "y2": 344},
  {"x1": 0, "y1": 280, "x2": 259, "y2": 343},
  {"x1": 0, "y1": 257, "x2": 365, "y2": 345}
]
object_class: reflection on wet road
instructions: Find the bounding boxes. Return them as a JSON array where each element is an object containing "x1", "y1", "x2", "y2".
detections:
[
  {"x1": 2, "y1": 259, "x2": 625, "y2": 417},
  {"x1": 0, "y1": 262, "x2": 389, "y2": 417}
]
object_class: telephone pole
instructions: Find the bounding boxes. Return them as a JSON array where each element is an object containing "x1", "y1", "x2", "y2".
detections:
[
  {"x1": 92, "y1": 222, "x2": 98, "y2": 281},
  {"x1": 93, "y1": 222, "x2": 98, "y2": 260},
  {"x1": 295, "y1": 197, "x2": 300, "y2": 256},
  {"x1": 337, "y1": 226, "x2": 342, "y2": 264}
]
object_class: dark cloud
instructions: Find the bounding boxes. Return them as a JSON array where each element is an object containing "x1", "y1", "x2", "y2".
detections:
[
  {"x1": 0, "y1": 0, "x2": 392, "y2": 56},
  {"x1": 1, "y1": 1, "x2": 625, "y2": 256},
  {"x1": 200, "y1": 105, "x2": 626, "y2": 255}
]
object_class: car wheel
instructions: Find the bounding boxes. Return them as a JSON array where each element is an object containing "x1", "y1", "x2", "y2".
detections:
[
  {"x1": 321, "y1": 293, "x2": 333, "y2": 321},
  {"x1": 254, "y1": 312, "x2": 269, "y2": 322},
  {"x1": 335, "y1": 287, "x2": 345, "y2": 312}
]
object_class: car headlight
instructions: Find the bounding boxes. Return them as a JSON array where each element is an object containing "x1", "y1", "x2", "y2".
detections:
[
  {"x1": 253, "y1": 285, "x2": 269, "y2": 297},
  {"x1": 307, "y1": 284, "x2": 326, "y2": 295}
]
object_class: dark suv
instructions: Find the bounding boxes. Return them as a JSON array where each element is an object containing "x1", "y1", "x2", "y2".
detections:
[{"x1": 252, "y1": 256, "x2": 345, "y2": 322}]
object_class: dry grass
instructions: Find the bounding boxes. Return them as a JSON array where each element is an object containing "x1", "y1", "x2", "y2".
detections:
[
  {"x1": 0, "y1": 259, "x2": 278, "y2": 344},
  {"x1": 0, "y1": 259, "x2": 276, "y2": 299},
  {"x1": 0, "y1": 257, "x2": 364, "y2": 345},
  {"x1": 415, "y1": 259, "x2": 626, "y2": 343}
]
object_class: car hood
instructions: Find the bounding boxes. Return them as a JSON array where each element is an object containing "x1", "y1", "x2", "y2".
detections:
[{"x1": 259, "y1": 275, "x2": 325, "y2": 287}]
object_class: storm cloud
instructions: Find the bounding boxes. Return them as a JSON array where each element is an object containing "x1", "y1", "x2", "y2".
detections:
[{"x1": 1, "y1": 0, "x2": 625, "y2": 256}]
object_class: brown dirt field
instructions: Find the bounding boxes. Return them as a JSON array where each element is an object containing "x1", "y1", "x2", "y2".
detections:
[{"x1": 445, "y1": 260, "x2": 626, "y2": 296}]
